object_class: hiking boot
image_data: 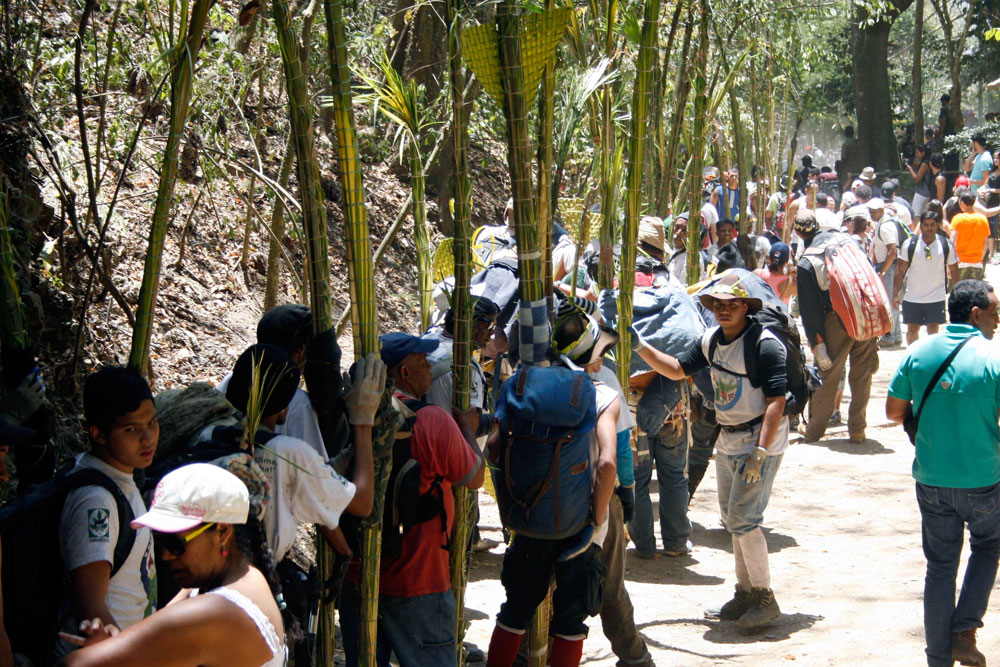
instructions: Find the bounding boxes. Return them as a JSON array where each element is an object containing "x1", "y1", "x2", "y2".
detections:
[
  {"x1": 717, "y1": 586, "x2": 755, "y2": 621},
  {"x1": 663, "y1": 540, "x2": 693, "y2": 557},
  {"x1": 828, "y1": 410, "x2": 842, "y2": 426},
  {"x1": 737, "y1": 588, "x2": 781, "y2": 630},
  {"x1": 952, "y1": 629, "x2": 987, "y2": 666}
]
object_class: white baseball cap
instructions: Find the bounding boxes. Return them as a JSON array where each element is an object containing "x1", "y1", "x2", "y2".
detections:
[
  {"x1": 132, "y1": 463, "x2": 249, "y2": 533},
  {"x1": 867, "y1": 198, "x2": 885, "y2": 211}
]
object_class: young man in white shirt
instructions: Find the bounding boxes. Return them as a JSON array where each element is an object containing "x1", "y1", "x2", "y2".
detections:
[
  {"x1": 56, "y1": 367, "x2": 160, "y2": 657},
  {"x1": 893, "y1": 210, "x2": 960, "y2": 345}
]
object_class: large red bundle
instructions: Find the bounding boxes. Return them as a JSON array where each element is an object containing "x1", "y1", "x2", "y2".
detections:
[{"x1": 806, "y1": 233, "x2": 891, "y2": 341}]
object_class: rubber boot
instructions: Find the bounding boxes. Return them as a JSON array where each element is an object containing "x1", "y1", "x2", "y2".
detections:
[
  {"x1": 550, "y1": 636, "x2": 584, "y2": 667},
  {"x1": 487, "y1": 625, "x2": 524, "y2": 667}
]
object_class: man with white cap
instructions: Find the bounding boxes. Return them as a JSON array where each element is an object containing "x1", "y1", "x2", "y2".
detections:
[
  {"x1": 630, "y1": 274, "x2": 789, "y2": 630},
  {"x1": 870, "y1": 197, "x2": 903, "y2": 347}
]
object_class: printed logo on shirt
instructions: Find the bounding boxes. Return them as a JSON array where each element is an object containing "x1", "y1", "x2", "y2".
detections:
[{"x1": 87, "y1": 508, "x2": 110, "y2": 542}]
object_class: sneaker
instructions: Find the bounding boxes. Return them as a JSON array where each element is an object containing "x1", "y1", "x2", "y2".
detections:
[
  {"x1": 879, "y1": 337, "x2": 902, "y2": 349},
  {"x1": 828, "y1": 411, "x2": 842, "y2": 426},
  {"x1": 717, "y1": 586, "x2": 755, "y2": 621},
  {"x1": 633, "y1": 550, "x2": 658, "y2": 560},
  {"x1": 737, "y1": 588, "x2": 781, "y2": 630},
  {"x1": 463, "y1": 643, "x2": 485, "y2": 663},
  {"x1": 952, "y1": 629, "x2": 987, "y2": 666},
  {"x1": 662, "y1": 540, "x2": 693, "y2": 557},
  {"x1": 796, "y1": 423, "x2": 817, "y2": 442},
  {"x1": 471, "y1": 537, "x2": 499, "y2": 553}
]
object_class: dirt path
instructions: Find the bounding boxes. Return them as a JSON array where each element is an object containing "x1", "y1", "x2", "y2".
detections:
[{"x1": 463, "y1": 273, "x2": 1000, "y2": 665}]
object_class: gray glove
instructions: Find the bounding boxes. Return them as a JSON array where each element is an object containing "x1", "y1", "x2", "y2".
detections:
[
  {"x1": 343, "y1": 354, "x2": 386, "y2": 426},
  {"x1": 627, "y1": 325, "x2": 647, "y2": 352},
  {"x1": 1, "y1": 368, "x2": 45, "y2": 425},
  {"x1": 812, "y1": 343, "x2": 833, "y2": 372},
  {"x1": 740, "y1": 447, "x2": 767, "y2": 484}
]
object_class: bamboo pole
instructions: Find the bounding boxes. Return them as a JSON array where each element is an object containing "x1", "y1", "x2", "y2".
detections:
[
  {"x1": 597, "y1": 0, "x2": 619, "y2": 291},
  {"x1": 617, "y1": 0, "x2": 661, "y2": 391},
  {"x1": 271, "y1": 1, "x2": 342, "y2": 662},
  {"x1": 684, "y1": 0, "x2": 709, "y2": 286},
  {"x1": 128, "y1": 0, "x2": 213, "y2": 375},
  {"x1": 661, "y1": 2, "x2": 694, "y2": 217},
  {"x1": 447, "y1": 0, "x2": 474, "y2": 659},
  {"x1": 323, "y1": 0, "x2": 383, "y2": 663}
]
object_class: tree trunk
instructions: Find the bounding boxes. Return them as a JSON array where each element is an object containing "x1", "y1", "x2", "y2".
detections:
[
  {"x1": 851, "y1": 0, "x2": 910, "y2": 172},
  {"x1": 912, "y1": 0, "x2": 924, "y2": 140}
]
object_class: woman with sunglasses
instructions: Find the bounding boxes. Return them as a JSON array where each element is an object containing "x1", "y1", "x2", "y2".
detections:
[{"x1": 57, "y1": 463, "x2": 288, "y2": 667}]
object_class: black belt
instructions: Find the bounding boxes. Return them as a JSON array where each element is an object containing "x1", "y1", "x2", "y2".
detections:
[{"x1": 719, "y1": 415, "x2": 763, "y2": 433}]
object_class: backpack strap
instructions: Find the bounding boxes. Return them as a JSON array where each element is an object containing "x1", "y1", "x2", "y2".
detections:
[
  {"x1": 63, "y1": 469, "x2": 136, "y2": 577},
  {"x1": 708, "y1": 323, "x2": 762, "y2": 386}
]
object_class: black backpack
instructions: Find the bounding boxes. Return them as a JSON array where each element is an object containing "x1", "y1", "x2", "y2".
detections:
[
  {"x1": 906, "y1": 233, "x2": 952, "y2": 289},
  {"x1": 0, "y1": 462, "x2": 135, "y2": 665},
  {"x1": 380, "y1": 397, "x2": 447, "y2": 560},
  {"x1": 708, "y1": 306, "x2": 821, "y2": 417}
]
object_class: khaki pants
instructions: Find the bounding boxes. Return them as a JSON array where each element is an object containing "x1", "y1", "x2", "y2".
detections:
[
  {"x1": 600, "y1": 495, "x2": 653, "y2": 666},
  {"x1": 803, "y1": 312, "x2": 879, "y2": 440}
]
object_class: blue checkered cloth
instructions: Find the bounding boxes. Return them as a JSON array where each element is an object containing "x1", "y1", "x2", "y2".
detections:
[{"x1": 517, "y1": 299, "x2": 552, "y2": 366}]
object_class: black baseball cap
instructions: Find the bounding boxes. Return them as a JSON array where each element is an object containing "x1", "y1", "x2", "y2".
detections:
[
  {"x1": 226, "y1": 344, "x2": 301, "y2": 417},
  {"x1": 256, "y1": 304, "x2": 312, "y2": 354}
]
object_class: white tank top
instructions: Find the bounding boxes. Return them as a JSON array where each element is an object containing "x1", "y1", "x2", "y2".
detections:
[{"x1": 192, "y1": 587, "x2": 286, "y2": 667}]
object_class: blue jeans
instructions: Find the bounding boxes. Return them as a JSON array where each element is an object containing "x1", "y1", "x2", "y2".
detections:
[
  {"x1": 339, "y1": 581, "x2": 457, "y2": 667},
  {"x1": 916, "y1": 481, "x2": 1000, "y2": 667},
  {"x1": 629, "y1": 425, "x2": 691, "y2": 552},
  {"x1": 716, "y1": 451, "x2": 783, "y2": 536}
]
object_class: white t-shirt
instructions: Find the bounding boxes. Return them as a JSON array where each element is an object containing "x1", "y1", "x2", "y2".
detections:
[
  {"x1": 217, "y1": 374, "x2": 326, "y2": 460},
  {"x1": 589, "y1": 365, "x2": 635, "y2": 433},
  {"x1": 666, "y1": 249, "x2": 688, "y2": 285},
  {"x1": 701, "y1": 202, "x2": 719, "y2": 242},
  {"x1": 424, "y1": 328, "x2": 486, "y2": 411},
  {"x1": 699, "y1": 327, "x2": 789, "y2": 457},
  {"x1": 899, "y1": 236, "x2": 958, "y2": 304},
  {"x1": 871, "y1": 217, "x2": 900, "y2": 264},
  {"x1": 196, "y1": 426, "x2": 356, "y2": 562},
  {"x1": 886, "y1": 201, "x2": 912, "y2": 230},
  {"x1": 815, "y1": 207, "x2": 842, "y2": 232},
  {"x1": 57, "y1": 454, "x2": 156, "y2": 654}
]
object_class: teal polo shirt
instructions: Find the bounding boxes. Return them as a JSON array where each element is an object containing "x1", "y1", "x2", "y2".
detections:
[{"x1": 888, "y1": 323, "x2": 1000, "y2": 488}]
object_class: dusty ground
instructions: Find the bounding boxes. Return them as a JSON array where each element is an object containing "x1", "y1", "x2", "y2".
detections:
[{"x1": 462, "y1": 267, "x2": 1000, "y2": 666}]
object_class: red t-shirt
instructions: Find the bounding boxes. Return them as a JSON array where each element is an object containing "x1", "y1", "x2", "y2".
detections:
[{"x1": 377, "y1": 392, "x2": 481, "y2": 597}]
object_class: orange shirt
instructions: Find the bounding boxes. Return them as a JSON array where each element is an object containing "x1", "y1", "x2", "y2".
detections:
[{"x1": 950, "y1": 212, "x2": 990, "y2": 263}]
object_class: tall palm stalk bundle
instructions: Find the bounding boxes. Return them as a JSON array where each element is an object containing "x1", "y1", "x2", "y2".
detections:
[
  {"x1": 271, "y1": 0, "x2": 343, "y2": 660},
  {"x1": 663, "y1": 2, "x2": 694, "y2": 216},
  {"x1": 498, "y1": 0, "x2": 543, "y2": 305},
  {"x1": 447, "y1": 0, "x2": 474, "y2": 658},
  {"x1": 128, "y1": 0, "x2": 213, "y2": 374},
  {"x1": 323, "y1": 0, "x2": 383, "y2": 663},
  {"x1": 0, "y1": 177, "x2": 27, "y2": 351},
  {"x1": 617, "y1": 0, "x2": 661, "y2": 392},
  {"x1": 684, "y1": 0, "x2": 710, "y2": 286},
  {"x1": 596, "y1": 0, "x2": 618, "y2": 291}
]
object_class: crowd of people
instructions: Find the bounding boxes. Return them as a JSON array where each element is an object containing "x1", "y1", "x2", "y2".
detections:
[{"x1": 0, "y1": 126, "x2": 999, "y2": 667}]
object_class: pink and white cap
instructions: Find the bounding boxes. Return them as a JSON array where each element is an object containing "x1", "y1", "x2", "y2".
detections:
[{"x1": 132, "y1": 463, "x2": 249, "y2": 533}]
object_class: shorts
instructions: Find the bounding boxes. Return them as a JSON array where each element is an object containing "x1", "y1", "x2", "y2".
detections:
[
  {"x1": 902, "y1": 300, "x2": 946, "y2": 325},
  {"x1": 959, "y1": 266, "x2": 985, "y2": 281}
]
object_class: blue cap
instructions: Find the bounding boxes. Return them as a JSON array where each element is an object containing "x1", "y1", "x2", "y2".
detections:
[
  {"x1": 768, "y1": 242, "x2": 790, "y2": 265},
  {"x1": 379, "y1": 332, "x2": 439, "y2": 369}
]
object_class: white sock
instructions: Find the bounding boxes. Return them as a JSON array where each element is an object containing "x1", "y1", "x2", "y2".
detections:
[
  {"x1": 737, "y1": 527, "x2": 770, "y2": 590},
  {"x1": 732, "y1": 534, "x2": 751, "y2": 590}
]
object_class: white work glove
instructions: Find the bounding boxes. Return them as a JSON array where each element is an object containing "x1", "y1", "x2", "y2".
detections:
[
  {"x1": 812, "y1": 343, "x2": 833, "y2": 372},
  {"x1": 740, "y1": 447, "x2": 767, "y2": 484},
  {"x1": 0, "y1": 368, "x2": 45, "y2": 425},
  {"x1": 343, "y1": 353, "x2": 386, "y2": 426}
]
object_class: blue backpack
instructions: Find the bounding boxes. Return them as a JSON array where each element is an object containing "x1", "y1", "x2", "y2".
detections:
[{"x1": 493, "y1": 364, "x2": 597, "y2": 539}]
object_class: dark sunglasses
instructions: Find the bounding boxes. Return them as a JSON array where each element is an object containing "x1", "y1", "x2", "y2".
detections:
[{"x1": 153, "y1": 522, "x2": 216, "y2": 557}]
